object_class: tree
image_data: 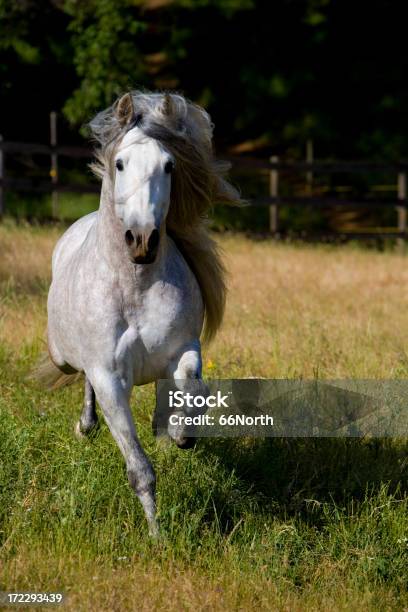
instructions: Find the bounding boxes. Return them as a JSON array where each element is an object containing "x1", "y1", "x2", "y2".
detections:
[{"x1": 1, "y1": 0, "x2": 408, "y2": 160}]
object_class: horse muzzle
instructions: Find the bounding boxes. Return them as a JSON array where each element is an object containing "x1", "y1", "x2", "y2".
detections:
[{"x1": 125, "y1": 228, "x2": 160, "y2": 264}]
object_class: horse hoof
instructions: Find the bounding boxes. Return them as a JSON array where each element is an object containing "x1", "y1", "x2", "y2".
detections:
[
  {"x1": 175, "y1": 436, "x2": 196, "y2": 450},
  {"x1": 74, "y1": 419, "x2": 98, "y2": 439},
  {"x1": 168, "y1": 428, "x2": 197, "y2": 449},
  {"x1": 167, "y1": 416, "x2": 197, "y2": 449},
  {"x1": 75, "y1": 420, "x2": 89, "y2": 440},
  {"x1": 148, "y1": 520, "x2": 161, "y2": 540}
]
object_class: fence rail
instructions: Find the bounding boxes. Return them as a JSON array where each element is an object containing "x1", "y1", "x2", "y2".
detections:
[
  {"x1": 0, "y1": 138, "x2": 407, "y2": 244},
  {"x1": 227, "y1": 156, "x2": 408, "y2": 173},
  {"x1": 0, "y1": 141, "x2": 93, "y2": 158},
  {"x1": 1, "y1": 177, "x2": 100, "y2": 194},
  {"x1": 254, "y1": 196, "x2": 404, "y2": 208}
]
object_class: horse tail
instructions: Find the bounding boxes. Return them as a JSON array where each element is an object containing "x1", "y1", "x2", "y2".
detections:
[{"x1": 30, "y1": 351, "x2": 82, "y2": 390}]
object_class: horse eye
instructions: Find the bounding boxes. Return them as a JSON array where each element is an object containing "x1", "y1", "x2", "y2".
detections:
[
  {"x1": 116, "y1": 159, "x2": 124, "y2": 171},
  {"x1": 164, "y1": 160, "x2": 174, "y2": 174}
]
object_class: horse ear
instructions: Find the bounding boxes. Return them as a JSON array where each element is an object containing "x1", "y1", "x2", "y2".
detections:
[{"x1": 115, "y1": 93, "x2": 134, "y2": 126}]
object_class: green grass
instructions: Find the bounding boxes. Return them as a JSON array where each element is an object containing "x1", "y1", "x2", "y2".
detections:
[
  {"x1": 5, "y1": 192, "x2": 99, "y2": 221},
  {"x1": 1, "y1": 347, "x2": 407, "y2": 610},
  {"x1": 0, "y1": 222, "x2": 407, "y2": 610}
]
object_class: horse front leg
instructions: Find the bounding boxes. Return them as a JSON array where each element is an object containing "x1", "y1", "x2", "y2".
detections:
[
  {"x1": 75, "y1": 377, "x2": 99, "y2": 438},
  {"x1": 88, "y1": 370, "x2": 158, "y2": 537},
  {"x1": 164, "y1": 341, "x2": 209, "y2": 449}
]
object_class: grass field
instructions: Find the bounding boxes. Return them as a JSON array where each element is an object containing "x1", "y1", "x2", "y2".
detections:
[{"x1": 0, "y1": 220, "x2": 407, "y2": 611}]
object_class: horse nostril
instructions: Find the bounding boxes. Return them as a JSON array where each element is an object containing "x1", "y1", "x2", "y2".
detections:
[
  {"x1": 125, "y1": 230, "x2": 135, "y2": 246},
  {"x1": 148, "y1": 229, "x2": 160, "y2": 252}
]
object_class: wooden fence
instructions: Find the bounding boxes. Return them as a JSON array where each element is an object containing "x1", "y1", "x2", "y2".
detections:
[{"x1": 0, "y1": 137, "x2": 407, "y2": 243}]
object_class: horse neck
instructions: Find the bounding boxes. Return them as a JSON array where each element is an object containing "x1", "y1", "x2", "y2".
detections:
[{"x1": 96, "y1": 179, "x2": 126, "y2": 263}]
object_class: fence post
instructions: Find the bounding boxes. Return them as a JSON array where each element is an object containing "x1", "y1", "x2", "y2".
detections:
[
  {"x1": 0, "y1": 135, "x2": 4, "y2": 219},
  {"x1": 50, "y1": 111, "x2": 58, "y2": 218},
  {"x1": 306, "y1": 139, "x2": 313, "y2": 196},
  {"x1": 269, "y1": 155, "x2": 279, "y2": 236},
  {"x1": 397, "y1": 171, "x2": 407, "y2": 252}
]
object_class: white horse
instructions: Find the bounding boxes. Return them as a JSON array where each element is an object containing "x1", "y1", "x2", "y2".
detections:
[{"x1": 37, "y1": 91, "x2": 241, "y2": 535}]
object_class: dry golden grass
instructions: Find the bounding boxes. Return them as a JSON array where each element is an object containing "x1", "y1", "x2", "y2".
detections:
[
  {"x1": 2, "y1": 548, "x2": 398, "y2": 612},
  {"x1": 0, "y1": 221, "x2": 57, "y2": 289},
  {"x1": 0, "y1": 221, "x2": 58, "y2": 348},
  {"x1": 2, "y1": 221, "x2": 408, "y2": 379},
  {"x1": 210, "y1": 235, "x2": 408, "y2": 378}
]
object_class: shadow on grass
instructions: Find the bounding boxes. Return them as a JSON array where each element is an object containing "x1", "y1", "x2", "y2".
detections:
[{"x1": 198, "y1": 436, "x2": 407, "y2": 525}]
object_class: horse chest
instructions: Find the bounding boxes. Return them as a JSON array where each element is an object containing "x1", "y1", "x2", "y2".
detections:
[
  {"x1": 120, "y1": 283, "x2": 190, "y2": 358},
  {"x1": 113, "y1": 296, "x2": 186, "y2": 385}
]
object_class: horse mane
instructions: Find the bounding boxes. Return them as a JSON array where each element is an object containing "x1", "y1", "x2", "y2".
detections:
[{"x1": 88, "y1": 90, "x2": 243, "y2": 343}]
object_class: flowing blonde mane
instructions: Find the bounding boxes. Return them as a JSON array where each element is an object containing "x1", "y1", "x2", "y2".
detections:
[{"x1": 89, "y1": 90, "x2": 243, "y2": 342}]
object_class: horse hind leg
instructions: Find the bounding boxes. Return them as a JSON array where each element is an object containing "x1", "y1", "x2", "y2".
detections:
[{"x1": 75, "y1": 377, "x2": 99, "y2": 439}]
